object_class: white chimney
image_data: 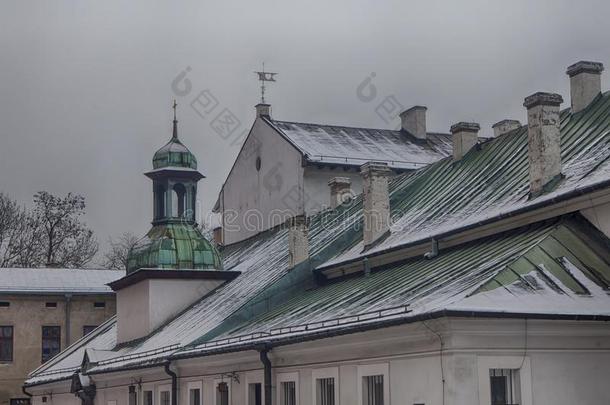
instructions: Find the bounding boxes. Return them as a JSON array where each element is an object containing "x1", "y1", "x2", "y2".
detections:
[
  {"x1": 450, "y1": 122, "x2": 480, "y2": 160},
  {"x1": 361, "y1": 162, "x2": 391, "y2": 248},
  {"x1": 399, "y1": 106, "x2": 427, "y2": 140},
  {"x1": 255, "y1": 103, "x2": 272, "y2": 118},
  {"x1": 491, "y1": 119, "x2": 521, "y2": 137},
  {"x1": 566, "y1": 61, "x2": 604, "y2": 113},
  {"x1": 328, "y1": 177, "x2": 352, "y2": 209},
  {"x1": 523, "y1": 92, "x2": 564, "y2": 197},
  {"x1": 288, "y1": 215, "x2": 309, "y2": 268}
]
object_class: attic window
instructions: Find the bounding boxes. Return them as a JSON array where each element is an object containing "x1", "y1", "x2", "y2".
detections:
[
  {"x1": 45, "y1": 302, "x2": 57, "y2": 308},
  {"x1": 93, "y1": 302, "x2": 106, "y2": 309}
]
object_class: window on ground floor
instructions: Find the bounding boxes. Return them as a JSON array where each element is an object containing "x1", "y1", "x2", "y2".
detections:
[
  {"x1": 280, "y1": 381, "x2": 296, "y2": 405},
  {"x1": 143, "y1": 390, "x2": 153, "y2": 405},
  {"x1": 0, "y1": 326, "x2": 13, "y2": 362},
  {"x1": 83, "y1": 325, "x2": 97, "y2": 336},
  {"x1": 316, "y1": 378, "x2": 335, "y2": 405},
  {"x1": 490, "y1": 368, "x2": 521, "y2": 405},
  {"x1": 216, "y1": 382, "x2": 229, "y2": 405},
  {"x1": 187, "y1": 382, "x2": 202, "y2": 405},
  {"x1": 362, "y1": 375, "x2": 384, "y2": 405},
  {"x1": 160, "y1": 390, "x2": 170, "y2": 405},
  {"x1": 128, "y1": 385, "x2": 137, "y2": 405},
  {"x1": 248, "y1": 382, "x2": 262, "y2": 405},
  {"x1": 41, "y1": 326, "x2": 60, "y2": 363}
]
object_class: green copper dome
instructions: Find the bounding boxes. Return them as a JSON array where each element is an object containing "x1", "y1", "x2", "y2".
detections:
[
  {"x1": 152, "y1": 136, "x2": 198, "y2": 169},
  {"x1": 127, "y1": 223, "x2": 222, "y2": 274}
]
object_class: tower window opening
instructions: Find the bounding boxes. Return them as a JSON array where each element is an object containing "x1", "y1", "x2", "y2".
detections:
[
  {"x1": 155, "y1": 184, "x2": 166, "y2": 220},
  {"x1": 172, "y1": 183, "x2": 187, "y2": 218}
]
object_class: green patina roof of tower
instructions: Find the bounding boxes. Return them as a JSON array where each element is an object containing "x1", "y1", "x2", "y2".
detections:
[
  {"x1": 152, "y1": 137, "x2": 198, "y2": 169},
  {"x1": 127, "y1": 222, "x2": 222, "y2": 274}
]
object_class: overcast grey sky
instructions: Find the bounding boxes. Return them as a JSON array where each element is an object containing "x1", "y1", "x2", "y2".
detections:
[{"x1": 1, "y1": 0, "x2": 609, "y2": 260}]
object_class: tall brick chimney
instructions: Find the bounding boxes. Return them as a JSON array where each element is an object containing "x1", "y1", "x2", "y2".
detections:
[
  {"x1": 450, "y1": 122, "x2": 480, "y2": 161},
  {"x1": 523, "y1": 92, "x2": 564, "y2": 197},
  {"x1": 288, "y1": 215, "x2": 309, "y2": 268},
  {"x1": 361, "y1": 162, "x2": 391, "y2": 248},
  {"x1": 399, "y1": 106, "x2": 427, "y2": 140},
  {"x1": 328, "y1": 177, "x2": 352, "y2": 209},
  {"x1": 566, "y1": 61, "x2": 604, "y2": 113}
]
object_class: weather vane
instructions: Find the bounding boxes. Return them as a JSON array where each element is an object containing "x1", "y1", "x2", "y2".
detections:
[{"x1": 254, "y1": 62, "x2": 277, "y2": 104}]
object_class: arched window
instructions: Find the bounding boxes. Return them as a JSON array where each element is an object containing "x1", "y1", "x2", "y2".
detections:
[
  {"x1": 154, "y1": 184, "x2": 166, "y2": 220},
  {"x1": 172, "y1": 183, "x2": 186, "y2": 218}
]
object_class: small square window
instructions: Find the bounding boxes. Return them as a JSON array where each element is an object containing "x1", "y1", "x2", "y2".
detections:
[
  {"x1": 83, "y1": 325, "x2": 97, "y2": 336},
  {"x1": 93, "y1": 302, "x2": 106, "y2": 308},
  {"x1": 45, "y1": 302, "x2": 57, "y2": 308},
  {"x1": 489, "y1": 369, "x2": 520, "y2": 405}
]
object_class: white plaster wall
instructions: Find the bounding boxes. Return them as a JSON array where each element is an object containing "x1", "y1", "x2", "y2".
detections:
[
  {"x1": 116, "y1": 280, "x2": 150, "y2": 343},
  {"x1": 581, "y1": 201, "x2": 610, "y2": 237},
  {"x1": 116, "y1": 278, "x2": 224, "y2": 344},
  {"x1": 29, "y1": 319, "x2": 610, "y2": 405},
  {"x1": 220, "y1": 119, "x2": 305, "y2": 245}
]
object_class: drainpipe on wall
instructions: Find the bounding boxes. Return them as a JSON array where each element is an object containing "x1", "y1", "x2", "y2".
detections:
[
  {"x1": 22, "y1": 386, "x2": 32, "y2": 400},
  {"x1": 65, "y1": 294, "x2": 72, "y2": 347},
  {"x1": 259, "y1": 348, "x2": 272, "y2": 405},
  {"x1": 164, "y1": 362, "x2": 178, "y2": 405}
]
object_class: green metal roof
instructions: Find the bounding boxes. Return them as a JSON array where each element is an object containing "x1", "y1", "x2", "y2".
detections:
[
  {"x1": 212, "y1": 216, "x2": 610, "y2": 340},
  {"x1": 152, "y1": 137, "x2": 198, "y2": 170},
  {"x1": 127, "y1": 223, "x2": 222, "y2": 274}
]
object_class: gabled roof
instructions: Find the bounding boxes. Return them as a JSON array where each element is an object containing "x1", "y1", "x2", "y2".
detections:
[
  {"x1": 0, "y1": 268, "x2": 124, "y2": 295},
  {"x1": 267, "y1": 118, "x2": 452, "y2": 170}
]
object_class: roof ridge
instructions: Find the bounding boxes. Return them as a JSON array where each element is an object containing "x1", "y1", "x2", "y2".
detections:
[{"x1": 271, "y1": 118, "x2": 450, "y2": 136}]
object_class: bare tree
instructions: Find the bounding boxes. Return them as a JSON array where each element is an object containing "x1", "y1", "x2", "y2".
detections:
[
  {"x1": 101, "y1": 232, "x2": 139, "y2": 270},
  {"x1": 32, "y1": 191, "x2": 98, "y2": 268},
  {"x1": 0, "y1": 193, "x2": 40, "y2": 267}
]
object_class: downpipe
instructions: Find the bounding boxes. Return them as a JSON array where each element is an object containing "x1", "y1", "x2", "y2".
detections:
[
  {"x1": 259, "y1": 348, "x2": 272, "y2": 405},
  {"x1": 164, "y1": 362, "x2": 178, "y2": 405}
]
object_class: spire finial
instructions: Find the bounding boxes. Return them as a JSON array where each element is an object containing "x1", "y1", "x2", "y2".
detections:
[
  {"x1": 172, "y1": 99, "x2": 178, "y2": 139},
  {"x1": 254, "y1": 63, "x2": 278, "y2": 104}
]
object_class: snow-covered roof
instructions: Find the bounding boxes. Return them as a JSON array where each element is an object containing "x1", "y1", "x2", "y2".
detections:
[
  {"x1": 25, "y1": 92, "x2": 610, "y2": 387},
  {"x1": 0, "y1": 268, "x2": 124, "y2": 295},
  {"x1": 268, "y1": 119, "x2": 453, "y2": 170},
  {"x1": 319, "y1": 92, "x2": 610, "y2": 269}
]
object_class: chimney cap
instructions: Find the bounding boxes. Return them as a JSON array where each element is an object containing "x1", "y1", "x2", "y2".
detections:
[
  {"x1": 328, "y1": 176, "x2": 351, "y2": 186},
  {"x1": 492, "y1": 119, "x2": 521, "y2": 129},
  {"x1": 450, "y1": 122, "x2": 480, "y2": 134},
  {"x1": 360, "y1": 161, "x2": 392, "y2": 175},
  {"x1": 523, "y1": 92, "x2": 563, "y2": 108},
  {"x1": 399, "y1": 105, "x2": 427, "y2": 117},
  {"x1": 566, "y1": 61, "x2": 604, "y2": 77}
]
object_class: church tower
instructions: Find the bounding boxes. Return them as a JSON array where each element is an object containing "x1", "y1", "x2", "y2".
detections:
[
  {"x1": 126, "y1": 101, "x2": 222, "y2": 273},
  {"x1": 111, "y1": 103, "x2": 235, "y2": 345}
]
